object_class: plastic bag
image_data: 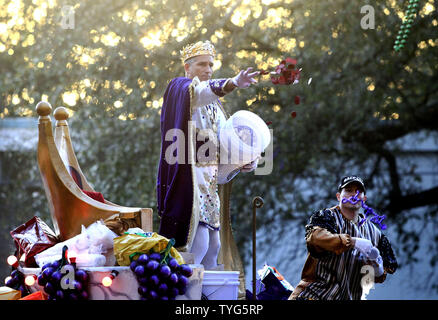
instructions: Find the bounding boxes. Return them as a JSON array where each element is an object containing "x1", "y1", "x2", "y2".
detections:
[
  {"x1": 125, "y1": 227, "x2": 149, "y2": 235},
  {"x1": 113, "y1": 232, "x2": 185, "y2": 266},
  {"x1": 35, "y1": 220, "x2": 117, "y2": 268},
  {"x1": 246, "y1": 264, "x2": 294, "y2": 300},
  {"x1": 10, "y1": 216, "x2": 59, "y2": 267}
]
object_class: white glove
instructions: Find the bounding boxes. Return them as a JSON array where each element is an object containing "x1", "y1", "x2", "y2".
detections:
[
  {"x1": 231, "y1": 67, "x2": 260, "y2": 88},
  {"x1": 367, "y1": 247, "x2": 380, "y2": 260},
  {"x1": 372, "y1": 255, "x2": 384, "y2": 277},
  {"x1": 354, "y1": 237, "x2": 373, "y2": 255},
  {"x1": 240, "y1": 158, "x2": 259, "y2": 173},
  {"x1": 366, "y1": 247, "x2": 384, "y2": 277}
]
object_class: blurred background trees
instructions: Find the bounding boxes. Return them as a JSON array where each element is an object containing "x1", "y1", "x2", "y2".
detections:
[{"x1": 1, "y1": 0, "x2": 437, "y2": 297}]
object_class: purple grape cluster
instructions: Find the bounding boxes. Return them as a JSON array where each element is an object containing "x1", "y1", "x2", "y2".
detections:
[
  {"x1": 5, "y1": 269, "x2": 30, "y2": 297},
  {"x1": 130, "y1": 252, "x2": 193, "y2": 300},
  {"x1": 37, "y1": 261, "x2": 89, "y2": 300}
]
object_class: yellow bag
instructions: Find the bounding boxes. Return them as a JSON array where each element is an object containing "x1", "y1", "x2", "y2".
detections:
[{"x1": 113, "y1": 232, "x2": 185, "y2": 266}]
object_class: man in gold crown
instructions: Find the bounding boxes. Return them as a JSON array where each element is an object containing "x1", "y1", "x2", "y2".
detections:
[{"x1": 156, "y1": 41, "x2": 259, "y2": 290}]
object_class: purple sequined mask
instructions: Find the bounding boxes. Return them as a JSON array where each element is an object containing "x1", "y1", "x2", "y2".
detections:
[{"x1": 342, "y1": 190, "x2": 387, "y2": 230}]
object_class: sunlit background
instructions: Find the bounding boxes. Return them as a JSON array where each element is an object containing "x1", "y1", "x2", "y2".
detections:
[{"x1": 1, "y1": 0, "x2": 438, "y2": 299}]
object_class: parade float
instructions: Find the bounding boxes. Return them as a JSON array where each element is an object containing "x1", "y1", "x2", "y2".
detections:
[
  {"x1": 0, "y1": 102, "x2": 239, "y2": 300},
  {"x1": 1, "y1": 56, "x2": 302, "y2": 301}
]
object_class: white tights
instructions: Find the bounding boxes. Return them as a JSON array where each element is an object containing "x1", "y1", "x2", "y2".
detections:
[{"x1": 190, "y1": 224, "x2": 221, "y2": 270}]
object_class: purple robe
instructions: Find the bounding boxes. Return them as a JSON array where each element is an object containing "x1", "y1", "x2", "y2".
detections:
[
  {"x1": 157, "y1": 77, "x2": 193, "y2": 248},
  {"x1": 157, "y1": 76, "x2": 228, "y2": 248}
]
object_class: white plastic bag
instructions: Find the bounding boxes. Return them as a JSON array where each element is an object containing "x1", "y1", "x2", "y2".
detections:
[{"x1": 35, "y1": 220, "x2": 118, "y2": 268}]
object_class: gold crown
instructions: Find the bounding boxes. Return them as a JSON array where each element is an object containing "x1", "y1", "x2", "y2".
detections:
[{"x1": 180, "y1": 40, "x2": 216, "y2": 62}]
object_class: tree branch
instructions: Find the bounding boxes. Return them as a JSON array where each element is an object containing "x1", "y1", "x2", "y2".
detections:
[{"x1": 385, "y1": 186, "x2": 438, "y2": 214}]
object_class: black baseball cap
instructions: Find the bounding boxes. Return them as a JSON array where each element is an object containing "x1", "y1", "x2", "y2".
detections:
[{"x1": 338, "y1": 175, "x2": 366, "y2": 193}]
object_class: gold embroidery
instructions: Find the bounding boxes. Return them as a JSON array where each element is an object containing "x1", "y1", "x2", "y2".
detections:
[
  {"x1": 199, "y1": 183, "x2": 209, "y2": 195},
  {"x1": 198, "y1": 170, "x2": 220, "y2": 229},
  {"x1": 195, "y1": 100, "x2": 222, "y2": 167}
]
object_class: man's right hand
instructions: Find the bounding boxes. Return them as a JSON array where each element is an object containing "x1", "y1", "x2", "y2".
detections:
[
  {"x1": 231, "y1": 67, "x2": 260, "y2": 88},
  {"x1": 366, "y1": 254, "x2": 384, "y2": 277},
  {"x1": 353, "y1": 237, "x2": 373, "y2": 255},
  {"x1": 240, "y1": 158, "x2": 259, "y2": 173}
]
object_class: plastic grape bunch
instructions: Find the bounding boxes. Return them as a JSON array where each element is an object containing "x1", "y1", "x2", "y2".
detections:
[
  {"x1": 130, "y1": 239, "x2": 193, "y2": 300},
  {"x1": 38, "y1": 246, "x2": 90, "y2": 300},
  {"x1": 5, "y1": 268, "x2": 31, "y2": 297}
]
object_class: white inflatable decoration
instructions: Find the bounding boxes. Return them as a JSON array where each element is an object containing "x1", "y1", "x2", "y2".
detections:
[{"x1": 217, "y1": 110, "x2": 271, "y2": 184}]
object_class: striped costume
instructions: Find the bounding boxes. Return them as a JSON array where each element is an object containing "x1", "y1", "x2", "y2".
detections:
[{"x1": 291, "y1": 206, "x2": 398, "y2": 300}]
